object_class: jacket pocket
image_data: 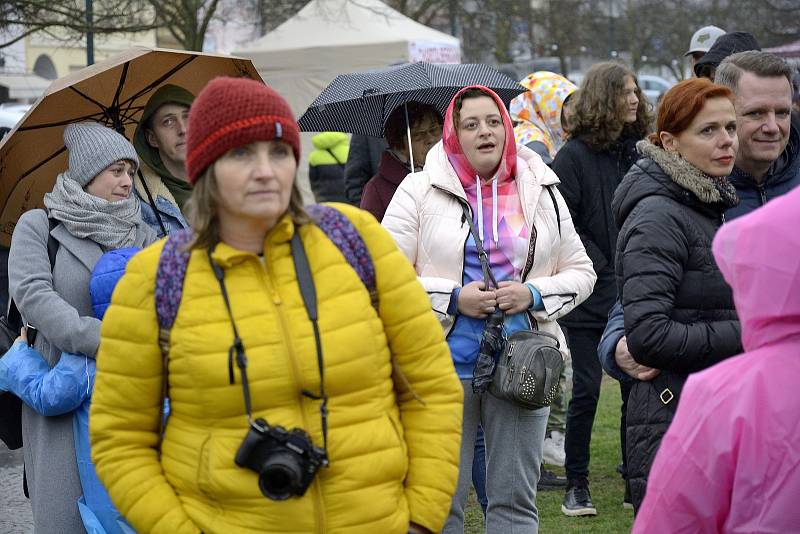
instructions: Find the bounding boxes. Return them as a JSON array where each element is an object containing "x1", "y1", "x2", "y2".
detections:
[
  {"x1": 385, "y1": 413, "x2": 409, "y2": 477},
  {"x1": 196, "y1": 430, "x2": 260, "y2": 501}
]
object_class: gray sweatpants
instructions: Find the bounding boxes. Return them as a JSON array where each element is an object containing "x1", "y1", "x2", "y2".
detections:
[{"x1": 443, "y1": 380, "x2": 549, "y2": 534}]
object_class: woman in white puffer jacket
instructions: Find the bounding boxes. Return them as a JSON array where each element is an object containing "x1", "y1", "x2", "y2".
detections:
[{"x1": 383, "y1": 85, "x2": 596, "y2": 533}]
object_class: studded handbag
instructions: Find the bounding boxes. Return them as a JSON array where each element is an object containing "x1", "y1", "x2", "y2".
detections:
[
  {"x1": 456, "y1": 198, "x2": 564, "y2": 411},
  {"x1": 488, "y1": 329, "x2": 564, "y2": 410}
]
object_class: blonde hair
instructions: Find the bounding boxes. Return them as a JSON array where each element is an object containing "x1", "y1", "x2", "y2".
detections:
[{"x1": 185, "y1": 165, "x2": 309, "y2": 251}]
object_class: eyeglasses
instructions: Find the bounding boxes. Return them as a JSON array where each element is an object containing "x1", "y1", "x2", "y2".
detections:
[{"x1": 412, "y1": 126, "x2": 443, "y2": 142}]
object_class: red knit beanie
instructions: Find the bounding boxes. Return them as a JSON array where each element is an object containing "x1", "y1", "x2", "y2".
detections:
[{"x1": 185, "y1": 77, "x2": 301, "y2": 184}]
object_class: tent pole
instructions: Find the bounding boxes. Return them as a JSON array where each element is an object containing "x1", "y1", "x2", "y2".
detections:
[{"x1": 404, "y1": 103, "x2": 414, "y2": 170}]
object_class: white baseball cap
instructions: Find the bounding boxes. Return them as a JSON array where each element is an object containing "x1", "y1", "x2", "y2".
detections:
[{"x1": 685, "y1": 26, "x2": 726, "y2": 56}]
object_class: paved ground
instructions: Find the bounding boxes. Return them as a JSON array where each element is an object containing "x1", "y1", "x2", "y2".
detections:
[{"x1": 0, "y1": 443, "x2": 33, "y2": 533}]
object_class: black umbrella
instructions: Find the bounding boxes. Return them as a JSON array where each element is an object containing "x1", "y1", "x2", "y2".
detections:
[
  {"x1": 298, "y1": 62, "x2": 526, "y2": 138},
  {"x1": 472, "y1": 309, "x2": 507, "y2": 395}
]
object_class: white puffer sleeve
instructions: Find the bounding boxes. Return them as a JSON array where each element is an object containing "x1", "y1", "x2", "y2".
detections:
[{"x1": 383, "y1": 174, "x2": 460, "y2": 325}]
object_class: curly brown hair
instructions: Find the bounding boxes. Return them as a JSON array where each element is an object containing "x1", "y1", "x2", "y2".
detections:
[{"x1": 569, "y1": 62, "x2": 652, "y2": 150}]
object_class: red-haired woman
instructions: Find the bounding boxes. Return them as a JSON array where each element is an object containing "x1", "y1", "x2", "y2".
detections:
[{"x1": 611, "y1": 78, "x2": 743, "y2": 511}]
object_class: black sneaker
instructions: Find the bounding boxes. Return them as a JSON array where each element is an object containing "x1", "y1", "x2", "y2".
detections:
[
  {"x1": 537, "y1": 465, "x2": 567, "y2": 491},
  {"x1": 561, "y1": 478, "x2": 597, "y2": 516}
]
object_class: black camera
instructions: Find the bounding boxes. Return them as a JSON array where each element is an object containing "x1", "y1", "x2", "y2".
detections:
[{"x1": 235, "y1": 417, "x2": 328, "y2": 500}]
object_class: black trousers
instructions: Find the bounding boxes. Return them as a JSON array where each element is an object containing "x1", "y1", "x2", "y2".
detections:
[
  {"x1": 620, "y1": 378, "x2": 633, "y2": 475},
  {"x1": 563, "y1": 326, "x2": 604, "y2": 481}
]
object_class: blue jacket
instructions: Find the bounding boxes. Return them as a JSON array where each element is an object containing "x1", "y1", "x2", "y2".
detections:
[
  {"x1": 598, "y1": 300, "x2": 630, "y2": 382},
  {"x1": 132, "y1": 168, "x2": 188, "y2": 239},
  {"x1": 599, "y1": 130, "x2": 800, "y2": 380},
  {"x1": 0, "y1": 345, "x2": 133, "y2": 534},
  {"x1": 0, "y1": 344, "x2": 91, "y2": 416},
  {"x1": 0, "y1": 248, "x2": 139, "y2": 534},
  {"x1": 135, "y1": 187, "x2": 187, "y2": 239}
]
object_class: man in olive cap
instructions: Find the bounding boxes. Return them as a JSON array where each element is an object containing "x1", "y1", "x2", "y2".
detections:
[
  {"x1": 685, "y1": 25, "x2": 726, "y2": 71},
  {"x1": 132, "y1": 84, "x2": 194, "y2": 237}
]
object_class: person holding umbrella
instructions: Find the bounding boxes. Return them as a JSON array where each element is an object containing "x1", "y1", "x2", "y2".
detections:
[
  {"x1": 383, "y1": 85, "x2": 595, "y2": 533},
  {"x1": 89, "y1": 78, "x2": 463, "y2": 534},
  {"x1": 360, "y1": 101, "x2": 442, "y2": 221},
  {"x1": 7, "y1": 122, "x2": 156, "y2": 533}
]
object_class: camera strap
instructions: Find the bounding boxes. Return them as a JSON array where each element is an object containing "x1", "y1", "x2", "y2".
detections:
[
  {"x1": 289, "y1": 231, "x2": 329, "y2": 459},
  {"x1": 207, "y1": 234, "x2": 330, "y2": 460},
  {"x1": 208, "y1": 247, "x2": 254, "y2": 418}
]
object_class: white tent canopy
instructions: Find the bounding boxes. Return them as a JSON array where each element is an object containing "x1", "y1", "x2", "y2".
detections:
[
  {"x1": 237, "y1": 0, "x2": 460, "y2": 115},
  {"x1": 234, "y1": 0, "x2": 460, "y2": 201}
]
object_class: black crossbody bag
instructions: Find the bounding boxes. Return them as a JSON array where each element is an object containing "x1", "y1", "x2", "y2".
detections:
[{"x1": 457, "y1": 198, "x2": 564, "y2": 410}]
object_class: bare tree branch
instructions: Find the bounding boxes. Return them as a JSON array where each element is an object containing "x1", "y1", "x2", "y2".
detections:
[
  {"x1": 0, "y1": 0, "x2": 222, "y2": 52},
  {"x1": 0, "y1": 25, "x2": 47, "y2": 48}
]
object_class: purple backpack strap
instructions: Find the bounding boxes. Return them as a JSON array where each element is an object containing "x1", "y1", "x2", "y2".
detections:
[
  {"x1": 154, "y1": 228, "x2": 194, "y2": 451},
  {"x1": 305, "y1": 204, "x2": 378, "y2": 310},
  {"x1": 155, "y1": 229, "x2": 195, "y2": 336}
]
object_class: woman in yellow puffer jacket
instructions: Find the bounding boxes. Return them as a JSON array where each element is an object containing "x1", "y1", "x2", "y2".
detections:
[{"x1": 89, "y1": 77, "x2": 463, "y2": 534}]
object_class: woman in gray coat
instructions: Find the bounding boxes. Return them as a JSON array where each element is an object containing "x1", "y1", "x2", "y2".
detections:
[{"x1": 8, "y1": 122, "x2": 156, "y2": 533}]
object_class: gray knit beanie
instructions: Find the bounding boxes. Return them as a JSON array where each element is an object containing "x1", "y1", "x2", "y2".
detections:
[{"x1": 63, "y1": 122, "x2": 139, "y2": 187}]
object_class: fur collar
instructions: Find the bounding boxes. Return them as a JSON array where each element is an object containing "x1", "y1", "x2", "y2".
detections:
[
  {"x1": 637, "y1": 140, "x2": 738, "y2": 206},
  {"x1": 134, "y1": 164, "x2": 178, "y2": 205}
]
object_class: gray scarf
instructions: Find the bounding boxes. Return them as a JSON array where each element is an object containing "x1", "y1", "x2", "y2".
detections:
[{"x1": 44, "y1": 173, "x2": 156, "y2": 249}]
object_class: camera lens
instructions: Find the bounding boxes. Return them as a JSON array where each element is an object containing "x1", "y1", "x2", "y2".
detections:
[{"x1": 259, "y1": 451, "x2": 304, "y2": 500}]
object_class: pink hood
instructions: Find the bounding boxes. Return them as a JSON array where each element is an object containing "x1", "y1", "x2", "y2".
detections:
[{"x1": 712, "y1": 185, "x2": 800, "y2": 351}]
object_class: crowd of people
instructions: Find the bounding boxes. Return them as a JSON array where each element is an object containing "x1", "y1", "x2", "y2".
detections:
[{"x1": 0, "y1": 23, "x2": 799, "y2": 534}]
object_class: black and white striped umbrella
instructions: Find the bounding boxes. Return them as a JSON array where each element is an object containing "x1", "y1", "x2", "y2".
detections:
[{"x1": 298, "y1": 62, "x2": 526, "y2": 137}]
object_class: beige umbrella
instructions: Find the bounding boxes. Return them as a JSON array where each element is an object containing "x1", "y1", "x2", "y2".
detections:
[{"x1": 0, "y1": 46, "x2": 262, "y2": 247}]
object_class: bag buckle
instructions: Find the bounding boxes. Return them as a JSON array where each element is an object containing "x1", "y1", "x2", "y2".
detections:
[{"x1": 659, "y1": 387, "x2": 674, "y2": 405}]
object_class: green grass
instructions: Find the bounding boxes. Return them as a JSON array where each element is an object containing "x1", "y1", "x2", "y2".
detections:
[{"x1": 465, "y1": 377, "x2": 634, "y2": 533}]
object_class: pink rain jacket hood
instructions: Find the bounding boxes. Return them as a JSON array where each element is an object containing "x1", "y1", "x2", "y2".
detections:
[{"x1": 633, "y1": 186, "x2": 800, "y2": 533}]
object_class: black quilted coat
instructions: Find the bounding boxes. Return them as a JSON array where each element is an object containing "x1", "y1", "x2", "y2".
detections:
[
  {"x1": 612, "y1": 141, "x2": 742, "y2": 512},
  {"x1": 552, "y1": 135, "x2": 640, "y2": 328}
]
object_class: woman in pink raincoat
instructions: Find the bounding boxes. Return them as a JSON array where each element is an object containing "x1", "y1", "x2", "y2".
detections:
[{"x1": 633, "y1": 185, "x2": 800, "y2": 533}]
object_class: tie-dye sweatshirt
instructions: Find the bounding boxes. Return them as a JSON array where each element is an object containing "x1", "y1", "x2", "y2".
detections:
[{"x1": 447, "y1": 174, "x2": 544, "y2": 379}]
